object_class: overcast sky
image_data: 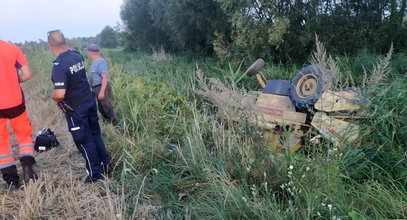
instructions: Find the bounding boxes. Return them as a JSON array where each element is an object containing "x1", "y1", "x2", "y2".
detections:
[{"x1": 0, "y1": 0, "x2": 123, "y2": 43}]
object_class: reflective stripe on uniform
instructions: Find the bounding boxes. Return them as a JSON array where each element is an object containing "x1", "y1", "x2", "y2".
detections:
[
  {"x1": 20, "y1": 144, "x2": 33, "y2": 148},
  {"x1": 0, "y1": 161, "x2": 17, "y2": 169},
  {"x1": 0, "y1": 156, "x2": 14, "y2": 166},
  {"x1": 80, "y1": 144, "x2": 93, "y2": 177},
  {"x1": 0, "y1": 154, "x2": 13, "y2": 160},
  {"x1": 19, "y1": 144, "x2": 34, "y2": 155}
]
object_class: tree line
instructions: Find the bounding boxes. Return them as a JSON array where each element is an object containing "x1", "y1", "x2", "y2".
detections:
[
  {"x1": 15, "y1": 25, "x2": 121, "y2": 54},
  {"x1": 120, "y1": 0, "x2": 407, "y2": 63}
]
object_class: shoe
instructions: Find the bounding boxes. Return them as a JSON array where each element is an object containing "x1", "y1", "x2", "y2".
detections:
[
  {"x1": 20, "y1": 156, "x2": 38, "y2": 184},
  {"x1": 83, "y1": 175, "x2": 105, "y2": 183},
  {"x1": 1, "y1": 165, "x2": 20, "y2": 190},
  {"x1": 22, "y1": 165, "x2": 38, "y2": 184}
]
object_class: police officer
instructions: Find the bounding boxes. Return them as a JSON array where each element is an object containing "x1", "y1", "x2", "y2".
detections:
[
  {"x1": 47, "y1": 30, "x2": 111, "y2": 183},
  {"x1": 0, "y1": 39, "x2": 37, "y2": 190}
]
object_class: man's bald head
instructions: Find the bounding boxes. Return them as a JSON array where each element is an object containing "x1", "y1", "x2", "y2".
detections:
[{"x1": 47, "y1": 31, "x2": 67, "y2": 48}]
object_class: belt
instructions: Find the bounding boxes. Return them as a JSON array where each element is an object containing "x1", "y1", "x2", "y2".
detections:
[
  {"x1": 92, "y1": 84, "x2": 102, "y2": 89},
  {"x1": 0, "y1": 103, "x2": 25, "y2": 119},
  {"x1": 66, "y1": 93, "x2": 94, "y2": 108}
]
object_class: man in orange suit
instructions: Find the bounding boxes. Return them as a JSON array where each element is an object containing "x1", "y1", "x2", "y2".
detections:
[{"x1": 0, "y1": 40, "x2": 38, "y2": 190}]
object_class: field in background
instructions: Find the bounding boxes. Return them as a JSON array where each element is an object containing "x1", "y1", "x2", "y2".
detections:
[{"x1": 1, "y1": 44, "x2": 406, "y2": 219}]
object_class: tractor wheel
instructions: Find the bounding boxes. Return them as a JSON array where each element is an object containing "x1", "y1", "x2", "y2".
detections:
[
  {"x1": 289, "y1": 65, "x2": 325, "y2": 110},
  {"x1": 246, "y1": 58, "x2": 265, "y2": 76}
]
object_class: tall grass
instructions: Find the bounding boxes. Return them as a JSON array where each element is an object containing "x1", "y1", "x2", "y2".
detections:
[
  {"x1": 2, "y1": 44, "x2": 406, "y2": 219},
  {"x1": 101, "y1": 43, "x2": 407, "y2": 219}
]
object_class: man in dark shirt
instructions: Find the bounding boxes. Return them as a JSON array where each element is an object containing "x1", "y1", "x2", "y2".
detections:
[{"x1": 47, "y1": 30, "x2": 111, "y2": 183}]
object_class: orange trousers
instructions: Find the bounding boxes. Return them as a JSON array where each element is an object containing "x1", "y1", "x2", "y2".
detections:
[{"x1": 0, "y1": 110, "x2": 34, "y2": 169}]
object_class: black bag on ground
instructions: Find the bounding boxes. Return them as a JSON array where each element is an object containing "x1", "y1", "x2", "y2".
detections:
[{"x1": 34, "y1": 129, "x2": 60, "y2": 152}]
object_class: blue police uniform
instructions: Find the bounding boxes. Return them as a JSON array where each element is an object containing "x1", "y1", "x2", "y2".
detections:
[{"x1": 51, "y1": 50, "x2": 110, "y2": 180}]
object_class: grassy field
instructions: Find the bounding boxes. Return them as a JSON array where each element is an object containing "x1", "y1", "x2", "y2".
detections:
[{"x1": 1, "y1": 43, "x2": 406, "y2": 219}]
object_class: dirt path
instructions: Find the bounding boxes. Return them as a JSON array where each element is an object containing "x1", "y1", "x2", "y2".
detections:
[{"x1": 0, "y1": 73, "x2": 123, "y2": 219}]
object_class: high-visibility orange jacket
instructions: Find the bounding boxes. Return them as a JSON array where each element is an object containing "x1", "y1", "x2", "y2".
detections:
[{"x1": 0, "y1": 40, "x2": 28, "y2": 110}]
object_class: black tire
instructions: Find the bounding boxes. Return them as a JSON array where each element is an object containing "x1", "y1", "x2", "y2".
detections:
[
  {"x1": 289, "y1": 65, "x2": 326, "y2": 110},
  {"x1": 246, "y1": 58, "x2": 265, "y2": 76}
]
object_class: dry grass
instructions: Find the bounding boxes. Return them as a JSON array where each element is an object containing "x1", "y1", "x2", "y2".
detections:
[
  {"x1": 151, "y1": 47, "x2": 174, "y2": 65},
  {"x1": 0, "y1": 65, "x2": 148, "y2": 219},
  {"x1": 309, "y1": 35, "x2": 353, "y2": 91},
  {"x1": 363, "y1": 45, "x2": 393, "y2": 88},
  {"x1": 195, "y1": 69, "x2": 259, "y2": 122}
]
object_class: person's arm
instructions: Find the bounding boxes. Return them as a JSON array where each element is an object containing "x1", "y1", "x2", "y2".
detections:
[
  {"x1": 98, "y1": 73, "x2": 108, "y2": 100},
  {"x1": 15, "y1": 45, "x2": 32, "y2": 83},
  {"x1": 51, "y1": 65, "x2": 67, "y2": 108},
  {"x1": 53, "y1": 89, "x2": 66, "y2": 110},
  {"x1": 53, "y1": 89, "x2": 66, "y2": 102},
  {"x1": 18, "y1": 64, "x2": 33, "y2": 83}
]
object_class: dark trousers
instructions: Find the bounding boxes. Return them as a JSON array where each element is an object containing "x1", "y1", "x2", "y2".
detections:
[
  {"x1": 64, "y1": 97, "x2": 110, "y2": 179},
  {"x1": 92, "y1": 84, "x2": 117, "y2": 125}
]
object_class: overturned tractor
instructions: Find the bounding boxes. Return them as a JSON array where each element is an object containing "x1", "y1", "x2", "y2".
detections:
[{"x1": 242, "y1": 59, "x2": 361, "y2": 151}]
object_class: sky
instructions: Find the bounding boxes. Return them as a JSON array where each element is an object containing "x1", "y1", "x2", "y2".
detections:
[{"x1": 0, "y1": 0, "x2": 123, "y2": 43}]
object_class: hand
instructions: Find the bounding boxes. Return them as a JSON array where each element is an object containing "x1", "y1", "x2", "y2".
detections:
[{"x1": 98, "y1": 92, "x2": 105, "y2": 101}]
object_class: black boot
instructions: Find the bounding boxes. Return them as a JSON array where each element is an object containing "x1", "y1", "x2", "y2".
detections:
[
  {"x1": 20, "y1": 156, "x2": 38, "y2": 184},
  {"x1": 1, "y1": 165, "x2": 19, "y2": 190}
]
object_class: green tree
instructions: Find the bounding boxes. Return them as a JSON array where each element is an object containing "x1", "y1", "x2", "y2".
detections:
[
  {"x1": 151, "y1": 0, "x2": 229, "y2": 54},
  {"x1": 120, "y1": 0, "x2": 229, "y2": 54},
  {"x1": 98, "y1": 26, "x2": 119, "y2": 48},
  {"x1": 215, "y1": 0, "x2": 291, "y2": 62},
  {"x1": 120, "y1": 0, "x2": 173, "y2": 51},
  {"x1": 120, "y1": 0, "x2": 407, "y2": 63}
]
